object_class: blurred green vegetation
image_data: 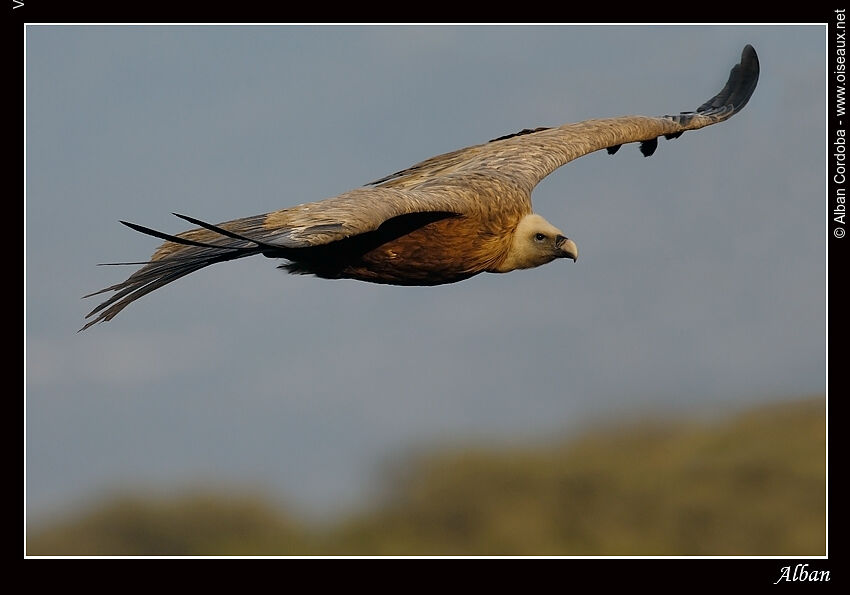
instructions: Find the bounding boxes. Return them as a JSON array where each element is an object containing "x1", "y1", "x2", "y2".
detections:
[{"x1": 27, "y1": 396, "x2": 825, "y2": 556}]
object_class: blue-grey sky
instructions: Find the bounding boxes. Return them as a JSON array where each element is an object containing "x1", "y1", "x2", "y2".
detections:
[{"x1": 25, "y1": 25, "x2": 826, "y2": 522}]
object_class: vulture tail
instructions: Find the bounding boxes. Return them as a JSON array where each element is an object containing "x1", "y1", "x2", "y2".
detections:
[{"x1": 80, "y1": 213, "x2": 274, "y2": 331}]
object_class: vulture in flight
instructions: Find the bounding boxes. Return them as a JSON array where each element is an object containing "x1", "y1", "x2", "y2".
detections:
[{"x1": 81, "y1": 45, "x2": 759, "y2": 331}]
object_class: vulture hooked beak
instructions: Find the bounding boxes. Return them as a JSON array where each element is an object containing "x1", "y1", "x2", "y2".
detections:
[{"x1": 556, "y1": 235, "x2": 578, "y2": 262}]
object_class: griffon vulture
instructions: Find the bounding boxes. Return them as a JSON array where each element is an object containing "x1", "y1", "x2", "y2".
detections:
[{"x1": 81, "y1": 44, "x2": 759, "y2": 331}]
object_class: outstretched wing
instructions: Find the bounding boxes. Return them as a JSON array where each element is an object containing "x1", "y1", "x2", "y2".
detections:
[
  {"x1": 370, "y1": 45, "x2": 759, "y2": 194},
  {"x1": 245, "y1": 43, "x2": 758, "y2": 248},
  {"x1": 80, "y1": 185, "x2": 507, "y2": 331}
]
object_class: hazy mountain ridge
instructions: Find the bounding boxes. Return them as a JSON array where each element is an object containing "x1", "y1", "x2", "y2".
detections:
[{"x1": 27, "y1": 396, "x2": 825, "y2": 556}]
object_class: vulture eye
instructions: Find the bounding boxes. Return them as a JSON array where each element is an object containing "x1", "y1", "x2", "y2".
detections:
[{"x1": 534, "y1": 233, "x2": 546, "y2": 242}]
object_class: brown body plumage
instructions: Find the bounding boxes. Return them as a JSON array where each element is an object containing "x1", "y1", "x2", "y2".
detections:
[{"x1": 81, "y1": 45, "x2": 759, "y2": 330}]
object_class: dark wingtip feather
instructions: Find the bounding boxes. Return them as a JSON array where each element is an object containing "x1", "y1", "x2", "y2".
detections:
[
  {"x1": 120, "y1": 220, "x2": 227, "y2": 250},
  {"x1": 639, "y1": 137, "x2": 658, "y2": 157},
  {"x1": 607, "y1": 144, "x2": 622, "y2": 155},
  {"x1": 664, "y1": 45, "x2": 759, "y2": 129},
  {"x1": 81, "y1": 214, "x2": 268, "y2": 330},
  {"x1": 695, "y1": 44, "x2": 760, "y2": 117},
  {"x1": 171, "y1": 213, "x2": 277, "y2": 249}
]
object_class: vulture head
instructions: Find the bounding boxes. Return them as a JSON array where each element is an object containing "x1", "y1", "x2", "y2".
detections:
[{"x1": 496, "y1": 213, "x2": 578, "y2": 272}]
